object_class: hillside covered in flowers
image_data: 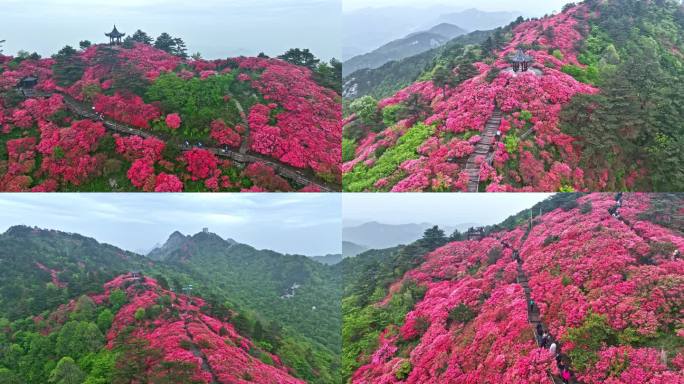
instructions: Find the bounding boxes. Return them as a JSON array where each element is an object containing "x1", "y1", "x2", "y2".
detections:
[
  {"x1": 0, "y1": 272, "x2": 304, "y2": 383},
  {"x1": 0, "y1": 38, "x2": 342, "y2": 191},
  {"x1": 342, "y1": 193, "x2": 684, "y2": 383},
  {"x1": 343, "y1": 0, "x2": 684, "y2": 192}
]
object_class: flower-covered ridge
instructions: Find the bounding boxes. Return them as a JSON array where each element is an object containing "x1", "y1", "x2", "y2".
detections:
[
  {"x1": 95, "y1": 273, "x2": 304, "y2": 384},
  {"x1": 1, "y1": 41, "x2": 341, "y2": 191},
  {"x1": 350, "y1": 194, "x2": 684, "y2": 384},
  {"x1": 343, "y1": 4, "x2": 609, "y2": 192}
]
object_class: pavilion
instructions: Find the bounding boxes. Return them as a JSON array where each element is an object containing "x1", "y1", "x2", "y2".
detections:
[
  {"x1": 511, "y1": 49, "x2": 534, "y2": 72},
  {"x1": 105, "y1": 25, "x2": 126, "y2": 45}
]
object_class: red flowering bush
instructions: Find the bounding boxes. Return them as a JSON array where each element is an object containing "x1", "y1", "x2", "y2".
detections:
[
  {"x1": 243, "y1": 162, "x2": 292, "y2": 191},
  {"x1": 154, "y1": 173, "x2": 183, "y2": 192},
  {"x1": 36, "y1": 119, "x2": 106, "y2": 185},
  {"x1": 184, "y1": 148, "x2": 218, "y2": 181},
  {"x1": 94, "y1": 93, "x2": 161, "y2": 129},
  {"x1": 165, "y1": 113, "x2": 181, "y2": 130},
  {"x1": 209, "y1": 119, "x2": 242, "y2": 147}
]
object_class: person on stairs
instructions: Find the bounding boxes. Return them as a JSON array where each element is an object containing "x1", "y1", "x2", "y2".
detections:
[
  {"x1": 541, "y1": 332, "x2": 549, "y2": 348},
  {"x1": 561, "y1": 368, "x2": 571, "y2": 384},
  {"x1": 549, "y1": 340, "x2": 557, "y2": 355},
  {"x1": 536, "y1": 323, "x2": 543, "y2": 338},
  {"x1": 555, "y1": 353, "x2": 563, "y2": 368}
]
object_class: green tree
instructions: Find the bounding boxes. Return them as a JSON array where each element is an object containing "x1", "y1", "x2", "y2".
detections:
[
  {"x1": 134, "y1": 308, "x2": 145, "y2": 321},
  {"x1": 72, "y1": 295, "x2": 97, "y2": 321},
  {"x1": 49, "y1": 357, "x2": 86, "y2": 384},
  {"x1": 421, "y1": 226, "x2": 447, "y2": 248},
  {"x1": 96, "y1": 309, "x2": 114, "y2": 332},
  {"x1": 55, "y1": 321, "x2": 104, "y2": 360},
  {"x1": 349, "y1": 96, "x2": 379, "y2": 126},
  {"x1": 172, "y1": 38, "x2": 188, "y2": 58},
  {"x1": 109, "y1": 289, "x2": 126, "y2": 311},
  {"x1": 0, "y1": 368, "x2": 21, "y2": 384},
  {"x1": 79, "y1": 40, "x2": 92, "y2": 50},
  {"x1": 432, "y1": 65, "x2": 454, "y2": 97},
  {"x1": 278, "y1": 48, "x2": 320, "y2": 70},
  {"x1": 131, "y1": 29, "x2": 153, "y2": 45},
  {"x1": 154, "y1": 33, "x2": 176, "y2": 54}
]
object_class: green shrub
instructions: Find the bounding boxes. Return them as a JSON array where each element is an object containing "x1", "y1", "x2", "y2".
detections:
[
  {"x1": 448, "y1": 303, "x2": 477, "y2": 324},
  {"x1": 395, "y1": 360, "x2": 412, "y2": 380}
]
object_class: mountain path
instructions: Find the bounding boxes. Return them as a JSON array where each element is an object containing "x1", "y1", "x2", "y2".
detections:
[
  {"x1": 500, "y1": 224, "x2": 580, "y2": 384},
  {"x1": 20, "y1": 88, "x2": 337, "y2": 191},
  {"x1": 465, "y1": 108, "x2": 502, "y2": 192},
  {"x1": 183, "y1": 316, "x2": 220, "y2": 384}
]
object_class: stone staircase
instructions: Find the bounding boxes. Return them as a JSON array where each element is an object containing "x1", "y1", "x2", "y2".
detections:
[{"x1": 465, "y1": 108, "x2": 502, "y2": 192}]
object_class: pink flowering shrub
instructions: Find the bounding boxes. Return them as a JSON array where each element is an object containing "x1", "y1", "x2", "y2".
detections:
[
  {"x1": 165, "y1": 113, "x2": 181, "y2": 130},
  {"x1": 154, "y1": 173, "x2": 183, "y2": 192},
  {"x1": 209, "y1": 119, "x2": 242, "y2": 147},
  {"x1": 94, "y1": 93, "x2": 161, "y2": 129},
  {"x1": 184, "y1": 148, "x2": 218, "y2": 181}
]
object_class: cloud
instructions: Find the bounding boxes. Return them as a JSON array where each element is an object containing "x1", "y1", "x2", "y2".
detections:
[{"x1": 0, "y1": 193, "x2": 342, "y2": 256}]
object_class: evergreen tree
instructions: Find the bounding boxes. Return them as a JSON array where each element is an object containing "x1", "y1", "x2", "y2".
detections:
[
  {"x1": 79, "y1": 40, "x2": 91, "y2": 50},
  {"x1": 172, "y1": 37, "x2": 188, "y2": 58},
  {"x1": 278, "y1": 48, "x2": 320, "y2": 70},
  {"x1": 131, "y1": 29, "x2": 153, "y2": 45},
  {"x1": 421, "y1": 226, "x2": 447, "y2": 248},
  {"x1": 49, "y1": 357, "x2": 85, "y2": 384},
  {"x1": 154, "y1": 33, "x2": 176, "y2": 54}
]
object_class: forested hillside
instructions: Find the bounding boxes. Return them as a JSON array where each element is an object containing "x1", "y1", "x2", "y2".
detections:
[
  {"x1": 0, "y1": 273, "x2": 305, "y2": 383},
  {"x1": 0, "y1": 34, "x2": 342, "y2": 192},
  {"x1": 343, "y1": 193, "x2": 684, "y2": 383},
  {"x1": 343, "y1": 0, "x2": 684, "y2": 192},
  {"x1": 0, "y1": 227, "x2": 342, "y2": 383}
]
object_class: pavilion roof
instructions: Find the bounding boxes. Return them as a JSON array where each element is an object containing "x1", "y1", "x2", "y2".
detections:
[
  {"x1": 511, "y1": 49, "x2": 533, "y2": 63},
  {"x1": 105, "y1": 25, "x2": 125, "y2": 38}
]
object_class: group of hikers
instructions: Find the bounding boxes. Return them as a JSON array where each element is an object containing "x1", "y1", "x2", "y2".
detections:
[
  {"x1": 535, "y1": 322, "x2": 574, "y2": 383},
  {"x1": 515, "y1": 244, "x2": 575, "y2": 384},
  {"x1": 608, "y1": 192, "x2": 624, "y2": 218}
]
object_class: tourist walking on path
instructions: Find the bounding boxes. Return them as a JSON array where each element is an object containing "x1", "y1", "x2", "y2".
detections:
[
  {"x1": 549, "y1": 341, "x2": 557, "y2": 355},
  {"x1": 561, "y1": 368, "x2": 571, "y2": 384},
  {"x1": 541, "y1": 332, "x2": 549, "y2": 348}
]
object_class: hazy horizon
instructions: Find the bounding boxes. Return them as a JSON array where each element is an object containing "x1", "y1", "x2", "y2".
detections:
[
  {"x1": 343, "y1": 193, "x2": 553, "y2": 228},
  {"x1": 343, "y1": 0, "x2": 573, "y2": 15},
  {"x1": 0, "y1": 194, "x2": 342, "y2": 257},
  {"x1": 0, "y1": 0, "x2": 341, "y2": 60}
]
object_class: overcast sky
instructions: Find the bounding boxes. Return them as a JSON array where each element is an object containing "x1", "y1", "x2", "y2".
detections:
[
  {"x1": 343, "y1": 193, "x2": 553, "y2": 227},
  {"x1": 343, "y1": 0, "x2": 571, "y2": 15},
  {"x1": 0, "y1": 0, "x2": 340, "y2": 60},
  {"x1": 0, "y1": 194, "x2": 342, "y2": 256}
]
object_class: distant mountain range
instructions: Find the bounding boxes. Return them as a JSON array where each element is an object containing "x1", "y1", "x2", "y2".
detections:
[
  {"x1": 342, "y1": 221, "x2": 480, "y2": 250},
  {"x1": 343, "y1": 7, "x2": 519, "y2": 60},
  {"x1": 310, "y1": 253, "x2": 344, "y2": 265},
  {"x1": 343, "y1": 23, "x2": 467, "y2": 76},
  {"x1": 342, "y1": 241, "x2": 369, "y2": 258}
]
